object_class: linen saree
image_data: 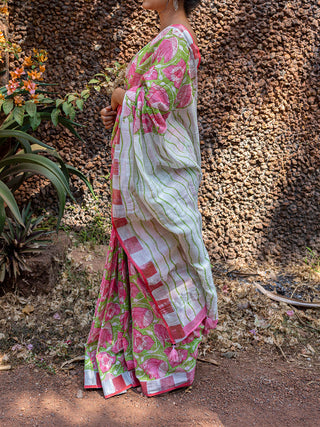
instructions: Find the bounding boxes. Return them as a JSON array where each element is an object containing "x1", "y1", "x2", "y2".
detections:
[{"x1": 84, "y1": 24, "x2": 218, "y2": 398}]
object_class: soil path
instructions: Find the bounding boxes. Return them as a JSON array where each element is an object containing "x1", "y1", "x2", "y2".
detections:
[{"x1": 1, "y1": 348, "x2": 319, "y2": 427}]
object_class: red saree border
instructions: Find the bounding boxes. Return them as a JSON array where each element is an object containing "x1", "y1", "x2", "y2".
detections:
[{"x1": 111, "y1": 214, "x2": 176, "y2": 345}]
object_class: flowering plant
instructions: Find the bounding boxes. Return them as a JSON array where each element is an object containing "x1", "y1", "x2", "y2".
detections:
[
  {"x1": 0, "y1": 0, "x2": 8, "y2": 17},
  {"x1": 0, "y1": 37, "x2": 89, "y2": 134},
  {"x1": 0, "y1": 28, "x2": 93, "y2": 235}
]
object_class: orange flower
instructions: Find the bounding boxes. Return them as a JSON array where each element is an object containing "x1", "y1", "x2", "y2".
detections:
[
  {"x1": 0, "y1": 5, "x2": 9, "y2": 15},
  {"x1": 30, "y1": 93, "x2": 39, "y2": 103},
  {"x1": 10, "y1": 66, "x2": 25, "y2": 79},
  {"x1": 39, "y1": 64, "x2": 46, "y2": 73},
  {"x1": 0, "y1": 93, "x2": 5, "y2": 100},
  {"x1": 23, "y1": 56, "x2": 33, "y2": 67},
  {"x1": 27, "y1": 70, "x2": 43, "y2": 80},
  {"x1": 12, "y1": 43, "x2": 22, "y2": 53},
  {"x1": 6, "y1": 79, "x2": 20, "y2": 95},
  {"x1": 33, "y1": 48, "x2": 48, "y2": 63},
  {"x1": 23, "y1": 80, "x2": 37, "y2": 95},
  {"x1": 14, "y1": 95, "x2": 24, "y2": 106},
  {"x1": 0, "y1": 31, "x2": 6, "y2": 44}
]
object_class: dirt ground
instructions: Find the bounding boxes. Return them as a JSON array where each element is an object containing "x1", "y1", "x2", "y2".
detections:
[
  {"x1": 1, "y1": 239, "x2": 319, "y2": 426},
  {"x1": 1, "y1": 347, "x2": 319, "y2": 427}
]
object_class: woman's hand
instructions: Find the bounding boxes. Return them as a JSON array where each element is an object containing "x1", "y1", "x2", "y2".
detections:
[
  {"x1": 100, "y1": 105, "x2": 117, "y2": 130},
  {"x1": 100, "y1": 88, "x2": 126, "y2": 130},
  {"x1": 111, "y1": 87, "x2": 126, "y2": 111}
]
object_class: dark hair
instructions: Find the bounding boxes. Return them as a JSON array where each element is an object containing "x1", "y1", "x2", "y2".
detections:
[{"x1": 183, "y1": 0, "x2": 201, "y2": 16}]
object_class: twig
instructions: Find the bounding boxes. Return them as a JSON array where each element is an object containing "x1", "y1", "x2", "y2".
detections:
[
  {"x1": 290, "y1": 283, "x2": 301, "y2": 299},
  {"x1": 0, "y1": 365, "x2": 11, "y2": 371},
  {"x1": 61, "y1": 355, "x2": 84, "y2": 369},
  {"x1": 197, "y1": 356, "x2": 220, "y2": 366},
  {"x1": 274, "y1": 341, "x2": 289, "y2": 362},
  {"x1": 253, "y1": 282, "x2": 320, "y2": 308}
]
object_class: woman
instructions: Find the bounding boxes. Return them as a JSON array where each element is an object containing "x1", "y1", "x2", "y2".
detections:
[{"x1": 84, "y1": 0, "x2": 218, "y2": 398}]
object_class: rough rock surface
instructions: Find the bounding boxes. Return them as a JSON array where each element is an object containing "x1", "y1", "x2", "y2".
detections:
[{"x1": 8, "y1": 0, "x2": 320, "y2": 262}]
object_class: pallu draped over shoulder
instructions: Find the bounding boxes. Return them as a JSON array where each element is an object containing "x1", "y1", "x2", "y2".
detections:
[{"x1": 84, "y1": 24, "x2": 218, "y2": 398}]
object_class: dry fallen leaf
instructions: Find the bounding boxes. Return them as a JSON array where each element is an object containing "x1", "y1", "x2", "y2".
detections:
[{"x1": 22, "y1": 304, "x2": 34, "y2": 315}]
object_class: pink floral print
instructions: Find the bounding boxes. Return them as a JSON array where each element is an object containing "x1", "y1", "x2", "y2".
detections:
[
  {"x1": 163, "y1": 59, "x2": 186, "y2": 88},
  {"x1": 141, "y1": 358, "x2": 169, "y2": 379},
  {"x1": 176, "y1": 84, "x2": 192, "y2": 108},
  {"x1": 84, "y1": 230, "x2": 203, "y2": 397},
  {"x1": 99, "y1": 323, "x2": 113, "y2": 345},
  {"x1": 154, "y1": 37, "x2": 178, "y2": 62},
  {"x1": 132, "y1": 307, "x2": 154, "y2": 329},
  {"x1": 96, "y1": 353, "x2": 116, "y2": 373},
  {"x1": 133, "y1": 330, "x2": 155, "y2": 353}
]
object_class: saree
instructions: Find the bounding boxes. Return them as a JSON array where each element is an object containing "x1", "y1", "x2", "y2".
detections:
[{"x1": 84, "y1": 24, "x2": 218, "y2": 398}]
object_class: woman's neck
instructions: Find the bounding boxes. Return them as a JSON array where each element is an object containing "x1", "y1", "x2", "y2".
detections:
[{"x1": 158, "y1": 9, "x2": 188, "y2": 31}]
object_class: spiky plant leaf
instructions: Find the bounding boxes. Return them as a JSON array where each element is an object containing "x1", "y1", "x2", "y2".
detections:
[
  {"x1": 0, "y1": 181, "x2": 24, "y2": 228},
  {"x1": 0, "y1": 206, "x2": 53, "y2": 283}
]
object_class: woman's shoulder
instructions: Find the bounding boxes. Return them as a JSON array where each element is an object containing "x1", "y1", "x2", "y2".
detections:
[
  {"x1": 168, "y1": 24, "x2": 198, "y2": 47},
  {"x1": 165, "y1": 24, "x2": 201, "y2": 66},
  {"x1": 152, "y1": 24, "x2": 200, "y2": 58}
]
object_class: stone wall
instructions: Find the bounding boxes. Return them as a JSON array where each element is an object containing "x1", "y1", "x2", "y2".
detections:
[{"x1": 9, "y1": 0, "x2": 320, "y2": 262}]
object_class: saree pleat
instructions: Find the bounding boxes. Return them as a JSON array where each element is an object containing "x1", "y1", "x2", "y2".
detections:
[{"x1": 84, "y1": 230, "x2": 203, "y2": 398}]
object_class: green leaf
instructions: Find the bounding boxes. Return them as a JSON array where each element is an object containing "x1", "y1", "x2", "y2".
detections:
[
  {"x1": 88, "y1": 79, "x2": 100, "y2": 84},
  {"x1": 3, "y1": 99, "x2": 14, "y2": 115},
  {"x1": 0, "y1": 129, "x2": 52, "y2": 149},
  {"x1": 93, "y1": 86, "x2": 101, "y2": 92},
  {"x1": 0, "y1": 153, "x2": 73, "y2": 198},
  {"x1": 13, "y1": 106, "x2": 25, "y2": 126},
  {"x1": 25, "y1": 101, "x2": 37, "y2": 117},
  {"x1": 0, "y1": 180, "x2": 24, "y2": 227},
  {"x1": 67, "y1": 94, "x2": 78, "y2": 102},
  {"x1": 51, "y1": 108, "x2": 59, "y2": 126},
  {"x1": 13, "y1": 137, "x2": 32, "y2": 153},
  {"x1": 0, "y1": 99, "x2": 4, "y2": 110},
  {"x1": 37, "y1": 111, "x2": 84, "y2": 128},
  {"x1": 47, "y1": 150, "x2": 70, "y2": 183},
  {"x1": 80, "y1": 89, "x2": 90, "y2": 98},
  {"x1": 62, "y1": 102, "x2": 71, "y2": 116},
  {"x1": 40, "y1": 97, "x2": 54, "y2": 104},
  {"x1": 56, "y1": 99, "x2": 64, "y2": 108},
  {"x1": 69, "y1": 106, "x2": 76, "y2": 121},
  {"x1": 76, "y1": 99, "x2": 84, "y2": 111},
  {"x1": 0, "y1": 264, "x2": 6, "y2": 282},
  {"x1": 30, "y1": 113, "x2": 41, "y2": 130},
  {"x1": 66, "y1": 164, "x2": 96, "y2": 198},
  {"x1": 58, "y1": 116, "x2": 84, "y2": 142},
  {"x1": 1, "y1": 163, "x2": 67, "y2": 227},
  {"x1": 0, "y1": 198, "x2": 6, "y2": 233}
]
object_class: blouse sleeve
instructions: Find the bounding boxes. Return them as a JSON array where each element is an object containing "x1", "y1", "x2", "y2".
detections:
[{"x1": 122, "y1": 34, "x2": 195, "y2": 135}]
